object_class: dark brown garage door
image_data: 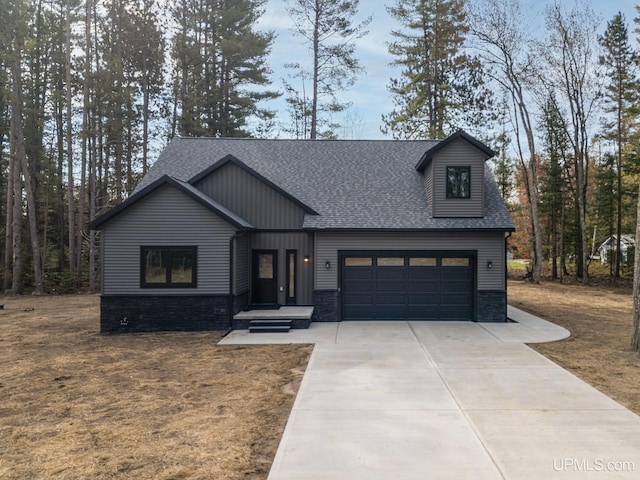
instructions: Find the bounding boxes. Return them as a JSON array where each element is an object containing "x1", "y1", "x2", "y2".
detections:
[{"x1": 341, "y1": 252, "x2": 474, "y2": 321}]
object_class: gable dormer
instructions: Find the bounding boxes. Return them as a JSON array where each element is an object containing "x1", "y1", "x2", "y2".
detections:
[{"x1": 416, "y1": 130, "x2": 494, "y2": 218}]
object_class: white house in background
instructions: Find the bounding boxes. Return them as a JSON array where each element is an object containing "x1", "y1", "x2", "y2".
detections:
[{"x1": 599, "y1": 235, "x2": 635, "y2": 264}]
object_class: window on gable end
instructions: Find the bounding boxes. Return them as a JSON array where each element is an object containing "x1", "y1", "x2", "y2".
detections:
[
  {"x1": 141, "y1": 246, "x2": 197, "y2": 288},
  {"x1": 446, "y1": 166, "x2": 471, "y2": 198}
]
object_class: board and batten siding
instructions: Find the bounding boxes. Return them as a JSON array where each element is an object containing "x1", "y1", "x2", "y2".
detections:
[
  {"x1": 431, "y1": 140, "x2": 485, "y2": 218},
  {"x1": 315, "y1": 231, "x2": 505, "y2": 290},
  {"x1": 250, "y1": 232, "x2": 314, "y2": 305},
  {"x1": 194, "y1": 162, "x2": 306, "y2": 229},
  {"x1": 101, "y1": 185, "x2": 237, "y2": 295}
]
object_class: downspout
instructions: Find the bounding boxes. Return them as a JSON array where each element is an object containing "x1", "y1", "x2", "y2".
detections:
[
  {"x1": 226, "y1": 231, "x2": 247, "y2": 334},
  {"x1": 505, "y1": 231, "x2": 512, "y2": 321}
]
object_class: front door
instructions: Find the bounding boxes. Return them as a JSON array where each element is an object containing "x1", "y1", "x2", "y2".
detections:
[{"x1": 252, "y1": 250, "x2": 278, "y2": 306}]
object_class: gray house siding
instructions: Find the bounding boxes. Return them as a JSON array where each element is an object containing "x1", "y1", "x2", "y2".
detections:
[
  {"x1": 250, "y1": 232, "x2": 315, "y2": 305},
  {"x1": 314, "y1": 231, "x2": 506, "y2": 323},
  {"x1": 431, "y1": 140, "x2": 485, "y2": 218},
  {"x1": 424, "y1": 162, "x2": 433, "y2": 210},
  {"x1": 101, "y1": 185, "x2": 237, "y2": 295},
  {"x1": 233, "y1": 233, "x2": 249, "y2": 295},
  {"x1": 194, "y1": 162, "x2": 306, "y2": 229},
  {"x1": 315, "y1": 231, "x2": 505, "y2": 290}
]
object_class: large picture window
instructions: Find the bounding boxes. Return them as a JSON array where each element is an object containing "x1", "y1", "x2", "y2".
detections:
[
  {"x1": 141, "y1": 246, "x2": 197, "y2": 288},
  {"x1": 446, "y1": 166, "x2": 471, "y2": 198}
]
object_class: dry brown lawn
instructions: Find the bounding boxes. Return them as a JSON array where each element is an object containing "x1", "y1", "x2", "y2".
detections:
[
  {"x1": 509, "y1": 280, "x2": 640, "y2": 415},
  {"x1": 0, "y1": 295, "x2": 312, "y2": 480},
  {"x1": 3, "y1": 285, "x2": 640, "y2": 478}
]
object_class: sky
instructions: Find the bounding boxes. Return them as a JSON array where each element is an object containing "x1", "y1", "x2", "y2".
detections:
[{"x1": 256, "y1": 0, "x2": 640, "y2": 139}]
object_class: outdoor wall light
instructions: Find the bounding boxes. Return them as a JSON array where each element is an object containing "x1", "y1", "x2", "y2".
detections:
[
  {"x1": 487, "y1": 261, "x2": 493, "y2": 270},
  {"x1": 304, "y1": 255, "x2": 310, "y2": 263},
  {"x1": 325, "y1": 261, "x2": 331, "y2": 269}
]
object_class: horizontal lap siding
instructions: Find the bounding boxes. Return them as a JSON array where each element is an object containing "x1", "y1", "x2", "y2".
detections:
[
  {"x1": 432, "y1": 141, "x2": 485, "y2": 218},
  {"x1": 102, "y1": 185, "x2": 236, "y2": 295},
  {"x1": 315, "y1": 231, "x2": 505, "y2": 290},
  {"x1": 195, "y1": 162, "x2": 305, "y2": 229}
]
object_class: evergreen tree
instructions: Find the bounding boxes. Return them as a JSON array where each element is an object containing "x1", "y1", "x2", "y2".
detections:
[
  {"x1": 286, "y1": 0, "x2": 371, "y2": 139},
  {"x1": 383, "y1": 0, "x2": 492, "y2": 139},
  {"x1": 170, "y1": 0, "x2": 277, "y2": 138},
  {"x1": 599, "y1": 12, "x2": 638, "y2": 279},
  {"x1": 539, "y1": 94, "x2": 569, "y2": 280}
]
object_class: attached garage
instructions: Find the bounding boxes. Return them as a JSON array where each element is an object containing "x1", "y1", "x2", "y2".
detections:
[{"x1": 340, "y1": 251, "x2": 475, "y2": 321}]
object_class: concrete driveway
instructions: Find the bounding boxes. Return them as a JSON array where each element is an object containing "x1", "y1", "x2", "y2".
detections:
[{"x1": 220, "y1": 307, "x2": 640, "y2": 479}]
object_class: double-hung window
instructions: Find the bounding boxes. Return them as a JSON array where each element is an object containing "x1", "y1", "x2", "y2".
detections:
[
  {"x1": 446, "y1": 166, "x2": 471, "y2": 198},
  {"x1": 141, "y1": 246, "x2": 197, "y2": 288}
]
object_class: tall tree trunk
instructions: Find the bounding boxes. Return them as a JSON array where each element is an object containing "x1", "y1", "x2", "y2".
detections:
[
  {"x1": 4, "y1": 144, "x2": 15, "y2": 292},
  {"x1": 66, "y1": 0, "x2": 77, "y2": 285},
  {"x1": 11, "y1": 54, "x2": 44, "y2": 294},
  {"x1": 10, "y1": 120, "x2": 22, "y2": 294},
  {"x1": 310, "y1": 12, "x2": 319, "y2": 140}
]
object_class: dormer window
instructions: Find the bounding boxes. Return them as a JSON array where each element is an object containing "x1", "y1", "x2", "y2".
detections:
[{"x1": 446, "y1": 166, "x2": 471, "y2": 198}]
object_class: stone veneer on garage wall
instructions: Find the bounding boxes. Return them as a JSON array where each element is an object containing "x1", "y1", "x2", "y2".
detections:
[{"x1": 476, "y1": 290, "x2": 507, "y2": 322}]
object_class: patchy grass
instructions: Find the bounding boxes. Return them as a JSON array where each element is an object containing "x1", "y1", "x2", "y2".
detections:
[
  {"x1": 509, "y1": 280, "x2": 640, "y2": 415},
  {"x1": 0, "y1": 295, "x2": 312, "y2": 480}
]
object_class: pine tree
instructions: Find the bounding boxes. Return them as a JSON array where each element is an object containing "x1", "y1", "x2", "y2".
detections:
[
  {"x1": 599, "y1": 12, "x2": 638, "y2": 279},
  {"x1": 171, "y1": 0, "x2": 277, "y2": 137},
  {"x1": 286, "y1": 0, "x2": 370, "y2": 139},
  {"x1": 383, "y1": 0, "x2": 492, "y2": 139}
]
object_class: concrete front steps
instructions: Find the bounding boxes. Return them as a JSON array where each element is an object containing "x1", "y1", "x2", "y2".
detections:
[
  {"x1": 249, "y1": 319, "x2": 292, "y2": 333},
  {"x1": 233, "y1": 306, "x2": 314, "y2": 332}
]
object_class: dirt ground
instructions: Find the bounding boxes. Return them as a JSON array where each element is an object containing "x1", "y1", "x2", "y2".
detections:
[
  {"x1": 3, "y1": 287, "x2": 639, "y2": 478},
  {"x1": 0, "y1": 295, "x2": 312, "y2": 480},
  {"x1": 508, "y1": 280, "x2": 640, "y2": 415}
]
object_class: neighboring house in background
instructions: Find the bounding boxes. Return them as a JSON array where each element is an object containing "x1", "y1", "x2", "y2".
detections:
[
  {"x1": 599, "y1": 235, "x2": 635, "y2": 264},
  {"x1": 89, "y1": 130, "x2": 515, "y2": 332}
]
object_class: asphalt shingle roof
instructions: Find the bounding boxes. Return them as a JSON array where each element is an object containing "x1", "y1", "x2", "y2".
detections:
[{"x1": 135, "y1": 137, "x2": 514, "y2": 231}]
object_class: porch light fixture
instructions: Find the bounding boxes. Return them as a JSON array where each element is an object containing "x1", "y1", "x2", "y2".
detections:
[
  {"x1": 304, "y1": 255, "x2": 310, "y2": 263},
  {"x1": 487, "y1": 261, "x2": 493, "y2": 270},
  {"x1": 325, "y1": 261, "x2": 331, "y2": 269}
]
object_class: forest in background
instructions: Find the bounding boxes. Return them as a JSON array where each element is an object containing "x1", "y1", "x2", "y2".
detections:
[{"x1": 1, "y1": 0, "x2": 639, "y2": 294}]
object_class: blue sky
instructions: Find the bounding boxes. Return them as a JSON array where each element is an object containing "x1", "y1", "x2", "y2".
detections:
[{"x1": 257, "y1": 0, "x2": 639, "y2": 139}]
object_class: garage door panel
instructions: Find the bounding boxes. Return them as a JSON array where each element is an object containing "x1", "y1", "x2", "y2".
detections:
[
  {"x1": 441, "y1": 292, "x2": 472, "y2": 305},
  {"x1": 343, "y1": 281, "x2": 375, "y2": 293},
  {"x1": 375, "y1": 281, "x2": 406, "y2": 293},
  {"x1": 342, "y1": 307, "x2": 374, "y2": 320},
  {"x1": 441, "y1": 269, "x2": 471, "y2": 280},
  {"x1": 376, "y1": 294, "x2": 406, "y2": 305},
  {"x1": 343, "y1": 269, "x2": 374, "y2": 280},
  {"x1": 408, "y1": 269, "x2": 438, "y2": 280},
  {"x1": 408, "y1": 293, "x2": 439, "y2": 305},
  {"x1": 408, "y1": 280, "x2": 438, "y2": 293},
  {"x1": 341, "y1": 252, "x2": 474, "y2": 321},
  {"x1": 342, "y1": 293, "x2": 375, "y2": 304},
  {"x1": 406, "y1": 306, "x2": 440, "y2": 320},
  {"x1": 375, "y1": 268, "x2": 405, "y2": 280},
  {"x1": 441, "y1": 280, "x2": 471, "y2": 291},
  {"x1": 375, "y1": 306, "x2": 407, "y2": 320}
]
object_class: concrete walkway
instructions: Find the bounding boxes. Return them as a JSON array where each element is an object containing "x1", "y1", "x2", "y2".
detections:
[{"x1": 220, "y1": 307, "x2": 640, "y2": 479}]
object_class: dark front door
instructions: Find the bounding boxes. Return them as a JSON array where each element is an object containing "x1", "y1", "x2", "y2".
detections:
[{"x1": 252, "y1": 250, "x2": 278, "y2": 305}]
